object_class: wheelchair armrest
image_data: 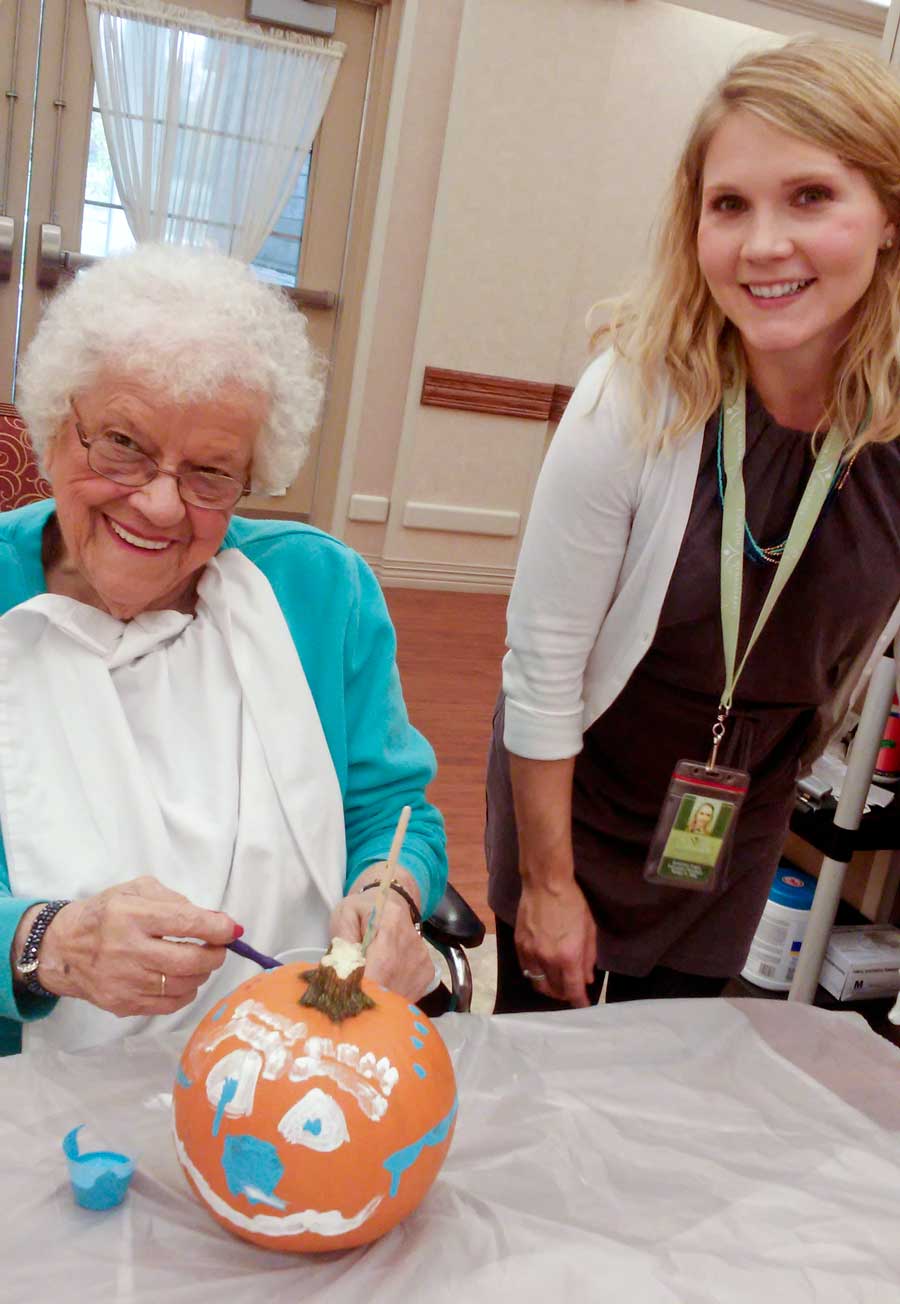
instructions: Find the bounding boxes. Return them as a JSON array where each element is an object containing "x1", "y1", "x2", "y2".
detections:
[{"x1": 423, "y1": 882, "x2": 486, "y2": 950}]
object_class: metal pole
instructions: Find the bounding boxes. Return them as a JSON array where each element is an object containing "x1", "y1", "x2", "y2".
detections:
[{"x1": 789, "y1": 655, "x2": 897, "y2": 1004}]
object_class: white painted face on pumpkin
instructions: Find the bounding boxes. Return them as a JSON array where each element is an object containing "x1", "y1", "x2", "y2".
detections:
[{"x1": 174, "y1": 999, "x2": 405, "y2": 1237}]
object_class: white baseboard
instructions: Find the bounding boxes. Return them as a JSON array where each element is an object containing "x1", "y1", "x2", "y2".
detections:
[{"x1": 362, "y1": 554, "x2": 514, "y2": 593}]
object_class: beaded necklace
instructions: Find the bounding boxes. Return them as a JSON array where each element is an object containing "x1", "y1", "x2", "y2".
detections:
[{"x1": 715, "y1": 403, "x2": 857, "y2": 566}]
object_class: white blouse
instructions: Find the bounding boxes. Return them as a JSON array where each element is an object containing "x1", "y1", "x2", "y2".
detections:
[{"x1": 0, "y1": 550, "x2": 346, "y2": 1052}]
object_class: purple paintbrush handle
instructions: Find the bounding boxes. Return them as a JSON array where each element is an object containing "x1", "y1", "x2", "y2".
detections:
[{"x1": 227, "y1": 938, "x2": 282, "y2": 970}]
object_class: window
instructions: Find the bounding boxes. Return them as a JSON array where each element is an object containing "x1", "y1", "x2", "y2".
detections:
[{"x1": 81, "y1": 88, "x2": 312, "y2": 288}]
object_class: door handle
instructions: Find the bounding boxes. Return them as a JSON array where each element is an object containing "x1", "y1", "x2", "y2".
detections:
[
  {"x1": 38, "y1": 223, "x2": 96, "y2": 288},
  {"x1": 0, "y1": 215, "x2": 13, "y2": 281}
]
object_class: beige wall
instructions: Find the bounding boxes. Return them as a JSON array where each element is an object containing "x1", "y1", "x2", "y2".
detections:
[{"x1": 333, "y1": 0, "x2": 881, "y2": 589}]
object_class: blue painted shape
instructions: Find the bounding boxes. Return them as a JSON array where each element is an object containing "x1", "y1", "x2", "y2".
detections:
[
  {"x1": 413, "y1": 1022, "x2": 429, "y2": 1038},
  {"x1": 62, "y1": 1125, "x2": 134, "y2": 1211},
  {"x1": 303, "y1": 1118, "x2": 322, "y2": 1136},
  {"x1": 407, "y1": 1004, "x2": 422, "y2": 1016},
  {"x1": 210, "y1": 1004, "x2": 228, "y2": 1023},
  {"x1": 175, "y1": 1066, "x2": 192, "y2": 1089},
  {"x1": 222, "y1": 1134, "x2": 284, "y2": 1206},
  {"x1": 383, "y1": 1096, "x2": 458, "y2": 1198},
  {"x1": 212, "y1": 1077, "x2": 238, "y2": 1138},
  {"x1": 411, "y1": 1037, "x2": 424, "y2": 1050},
  {"x1": 413, "y1": 1063, "x2": 427, "y2": 1080}
]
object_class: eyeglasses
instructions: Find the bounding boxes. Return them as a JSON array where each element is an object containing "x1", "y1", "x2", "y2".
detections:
[{"x1": 71, "y1": 401, "x2": 250, "y2": 511}]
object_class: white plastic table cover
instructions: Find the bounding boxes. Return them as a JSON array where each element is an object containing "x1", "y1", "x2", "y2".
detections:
[{"x1": 1, "y1": 998, "x2": 898, "y2": 1304}]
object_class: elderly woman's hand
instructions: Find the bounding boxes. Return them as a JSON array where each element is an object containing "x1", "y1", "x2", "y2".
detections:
[
  {"x1": 17, "y1": 877, "x2": 238, "y2": 1018},
  {"x1": 329, "y1": 866, "x2": 437, "y2": 1002}
]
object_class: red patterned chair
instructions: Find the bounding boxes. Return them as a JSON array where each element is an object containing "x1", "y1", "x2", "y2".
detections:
[{"x1": 0, "y1": 403, "x2": 52, "y2": 510}]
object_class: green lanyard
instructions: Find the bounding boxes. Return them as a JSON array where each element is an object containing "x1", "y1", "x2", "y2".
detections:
[{"x1": 711, "y1": 377, "x2": 846, "y2": 768}]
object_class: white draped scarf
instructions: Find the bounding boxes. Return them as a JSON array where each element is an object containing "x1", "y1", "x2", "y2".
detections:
[{"x1": 0, "y1": 550, "x2": 346, "y2": 1052}]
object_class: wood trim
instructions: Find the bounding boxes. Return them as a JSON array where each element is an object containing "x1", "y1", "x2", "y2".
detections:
[
  {"x1": 420, "y1": 367, "x2": 574, "y2": 423},
  {"x1": 549, "y1": 384, "x2": 574, "y2": 424},
  {"x1": 235, "y1": 507, "x2": 310, "y2": 522},
  {"x1": 421, "y1": 366, "x2": 555, "y2": 421},
  {"x1": 285, "y1": 287, "x2": 338, "y2": 311}
]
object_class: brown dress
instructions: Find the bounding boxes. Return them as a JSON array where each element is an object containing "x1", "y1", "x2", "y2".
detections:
[{"x1": 486, "y1": 388, "x2": 900, "y2": 977}]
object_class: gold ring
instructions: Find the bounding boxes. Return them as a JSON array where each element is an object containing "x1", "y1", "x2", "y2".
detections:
[{"x1": 160, "y1": 972, "x2": 167, "y2": 997}]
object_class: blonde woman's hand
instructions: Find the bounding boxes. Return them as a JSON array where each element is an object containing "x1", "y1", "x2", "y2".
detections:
[
  {"x1": 329, "y1": 865, "x2": 437, "y2": 1001},
  {"x1": 15, "y1": 876, "x2": 238, "y2": 1018},
  {"x1": 514, "y1": 877, "x2": 597, "y2": 1007}
]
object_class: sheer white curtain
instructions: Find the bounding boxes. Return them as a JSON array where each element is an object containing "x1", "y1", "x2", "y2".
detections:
[{"x1": 84, "y1": 0, "x2": 344, "y2": 260}]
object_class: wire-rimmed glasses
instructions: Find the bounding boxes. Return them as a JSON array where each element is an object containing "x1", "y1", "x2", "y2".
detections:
[{"x1": 71, "y1": 401, "x2": 250, "y2": 511}]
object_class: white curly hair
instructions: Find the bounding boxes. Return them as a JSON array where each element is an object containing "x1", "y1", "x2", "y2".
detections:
[{"x1": 16, "y1": 243, "x2": 325, "y2": 496}]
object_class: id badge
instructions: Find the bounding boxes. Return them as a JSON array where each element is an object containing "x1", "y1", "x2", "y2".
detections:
[{"x1": 643, "y1": 760, "x2": 750, "y2": 893}]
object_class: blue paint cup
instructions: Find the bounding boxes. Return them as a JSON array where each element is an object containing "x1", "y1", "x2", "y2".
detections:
[{"x1": 63, "y1": 1125, "x2": 135, "y2": 1211}]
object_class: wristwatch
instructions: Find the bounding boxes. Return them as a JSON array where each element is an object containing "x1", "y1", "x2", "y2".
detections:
[{"x1": 14, "y1": 899, "x2": 70, "y2": 998}]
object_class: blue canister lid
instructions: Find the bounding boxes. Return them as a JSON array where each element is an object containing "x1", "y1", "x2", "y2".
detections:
[{"x1": 768, "y1": 865, "x2": 817, "y2": 911}]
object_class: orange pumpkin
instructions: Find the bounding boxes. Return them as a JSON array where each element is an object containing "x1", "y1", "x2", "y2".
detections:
[{"x1": 172, "y1": 959, "x2": 457, "y2": 1253}]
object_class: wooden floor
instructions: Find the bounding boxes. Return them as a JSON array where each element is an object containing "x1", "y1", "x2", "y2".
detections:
[{"x1": 383, "y1": 587, "x2": 507, "y2": 932}]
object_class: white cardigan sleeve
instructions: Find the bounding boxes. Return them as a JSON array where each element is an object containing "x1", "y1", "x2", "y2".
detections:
[{"x1": 503, "y1": 354, "x2": 646, "y2": 760}]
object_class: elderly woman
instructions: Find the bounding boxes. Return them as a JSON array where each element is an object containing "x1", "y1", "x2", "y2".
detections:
[{"x1": 0, "y1": 244, "x2": 447, "y2": 1055}]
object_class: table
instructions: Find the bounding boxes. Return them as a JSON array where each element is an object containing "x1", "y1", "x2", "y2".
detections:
[{"x1": 1, "y1": 1000, "x2": 899, "y2": 1303}]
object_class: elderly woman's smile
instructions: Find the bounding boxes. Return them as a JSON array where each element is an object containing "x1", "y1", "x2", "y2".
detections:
[{"x1": 44, "y1": 374, "x2": 265, "y2": 621}]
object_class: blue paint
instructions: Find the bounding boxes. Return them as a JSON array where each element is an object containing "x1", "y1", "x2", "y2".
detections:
[
  {"x1": 222, "y1": 1134, "x2": 284, "y2": 1206},
  {"x1": 62, "y1": 1125, "x2": 134, "y2": 1211},
  {"x1": 383, "y1": 1096, "x2": 458, "y2": 1198},
  {"x1": 413, "y1": 1022, "x2": 429, "y2": 1038},
  {"x1": 407, "y1": 1004, "x2": 422, "y2": 1016},
  {"x1": 411, "y1": 1037, "x2": 424, "y2": 1050},
  {"x1": 175, "y1": 1066, "x2": 192, "y2": 1089},
  {"x1": 210, "y1": 1004, "x2": 228, "y2": 1023},
  {"x1": 413, "y1": 1064, "x2": 427, "y2": 1080},
  {"x1": 303, "y1": 1118, "x2": 322, "y2": 1136},
  {"x1": 212, "y1": 1076, "x2": 238, "y2": 1138}
]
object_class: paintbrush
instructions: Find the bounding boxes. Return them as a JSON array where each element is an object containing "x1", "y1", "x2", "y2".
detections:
[
  {"x1": 361, "y1": 805, "x2": 412, "y2": 956},
  {"x1": 226, "y1": 936, "x2": 282, "y2": 970}
]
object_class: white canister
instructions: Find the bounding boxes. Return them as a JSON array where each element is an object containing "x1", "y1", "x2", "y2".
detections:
[{"x1": 741, "y1": 866, "x2": 818, "y2": 992}]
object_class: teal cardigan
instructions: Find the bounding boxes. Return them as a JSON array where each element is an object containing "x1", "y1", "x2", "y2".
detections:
[{"x1": 0, "y1": 500, "x2": 447, "y2": 1054}]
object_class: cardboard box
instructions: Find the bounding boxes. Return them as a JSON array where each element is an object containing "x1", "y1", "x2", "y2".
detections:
[{"x1": 819, "y1": 925, "x2": 900, "y2": 1002}]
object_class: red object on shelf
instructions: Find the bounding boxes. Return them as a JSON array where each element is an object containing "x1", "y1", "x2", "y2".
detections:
[{"x1": 874, "y1": 694, "x2": 900, "y2": 782}]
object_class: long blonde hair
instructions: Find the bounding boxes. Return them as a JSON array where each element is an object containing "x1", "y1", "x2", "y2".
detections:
[{"x1": 597, "y1": 39, "x2": 900, "y2": 453}]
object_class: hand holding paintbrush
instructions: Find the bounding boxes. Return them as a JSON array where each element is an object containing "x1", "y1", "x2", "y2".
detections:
[
  {"x1": 361, "y1": 804, "x2": 412, "y2": 955},
  {"x1": 227, "y1": 805, "x2": 431, "y2": 997}
]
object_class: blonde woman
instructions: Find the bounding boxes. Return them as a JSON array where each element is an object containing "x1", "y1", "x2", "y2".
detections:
[{"x1": 486, "y1": 39, "x2": 900, "y2": 1013}]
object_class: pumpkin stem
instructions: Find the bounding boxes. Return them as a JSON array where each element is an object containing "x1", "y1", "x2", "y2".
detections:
[{"x1": 299, "y1": 939, "x2": 375, "y2": 1023}]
